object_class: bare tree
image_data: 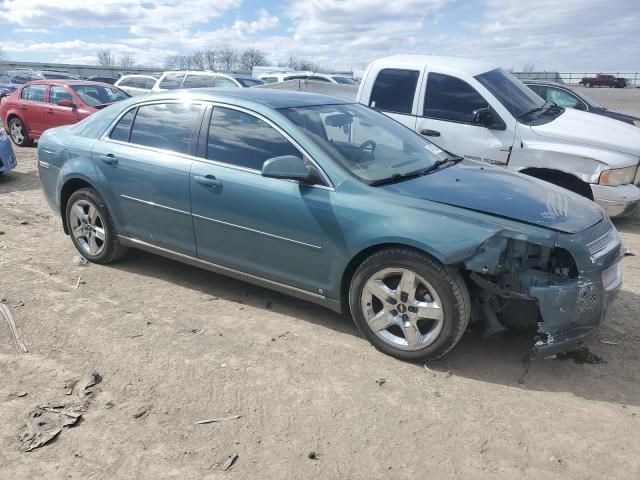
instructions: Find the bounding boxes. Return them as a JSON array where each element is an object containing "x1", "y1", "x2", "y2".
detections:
[
  {"x1": 239, "y1": 48, "x2": 266, "y2": 72},
  {"x1": 522, "y1": 63, "x2": 536, "y2": 73},
  {"x1": 118, "y1": 54, "x2": 136, "y2": 69},
  {"x1": 96, "y1": 48, "x2": 116, "y2": 67},
  {"x1": 286, "y1": 56, "x2": 326, "y2": 73},
  {"x1": 204, "y1": 48, "x2": 217, "y2": 70},
  {"x1": 189, "y1": 51, "x2": 206, "y2": 70},
  {"x1": 217, "y1": 47, "x2": 238, "y2": 71}
]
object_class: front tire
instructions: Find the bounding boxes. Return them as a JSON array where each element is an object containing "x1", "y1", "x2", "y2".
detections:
[
  {"x1": 349, "y1": 247, "x2": 470, "y2": 362},
  {"x1": 8, "y1": 117, "x2": 32, "y2": 147},
  {"x1": 66, "y1": 188, "x2": 128, "y2": 264}
]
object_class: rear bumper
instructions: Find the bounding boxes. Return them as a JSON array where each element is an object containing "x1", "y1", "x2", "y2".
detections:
[{"x1": 591, "y1": 183, "x2": 640, "y2": 217}]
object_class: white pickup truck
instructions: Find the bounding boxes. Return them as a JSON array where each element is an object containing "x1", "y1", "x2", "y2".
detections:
[{"x1": 355, "y1": 55, "x2": 640, "y2": 217}]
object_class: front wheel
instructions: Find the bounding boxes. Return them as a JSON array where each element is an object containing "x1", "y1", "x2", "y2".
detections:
[
  {"x1": 66, "y1": 188, "x2": 128, "y2": 264},
  {"x1": 349, "y1": 247, "x2": 470, "y2": 362}
]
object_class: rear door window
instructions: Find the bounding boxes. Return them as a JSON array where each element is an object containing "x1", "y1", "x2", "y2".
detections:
[
  {"x1": 158, "y1": 73, "x2": 186, "y2": 90},
  {"x1": 369, "y1": 69, "x2": 419, "y2": 114},
  {"x1": 110, "y1": 108, "x2": 137, "y2": 142},
  {"x1": 207, "y1": 107, "x2": 300, "y2": 170},
  {"x1": 21, "y1": 84, "x2": 46, "y2": 102},
  {"x1": 130, "y1": 77, "x2": 146, "y2": 89},
  {"x1": 128, "y1": 103, "x2": 201, "y2": 154},
  {"x1": 118, "y1": 78, "x2": 132, "y2": 87},
  {"x1": 423, "y1": 72, "x2": 488, "y2": 123},
  {"x1": 145, "y1": 78, "x2": 157, "y2": 89},
  {"x1": 183, "y1": 74, "x2": 216, "y2": 88}
]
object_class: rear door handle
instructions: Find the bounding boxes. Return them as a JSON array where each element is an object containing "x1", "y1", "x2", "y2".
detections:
[
  {"x1": 194, "y1": 175, "x2": 222, "y2": 188},
  {"x1": 420, "y1": 129, "x2": 441, "y2": 137},
  {"x1": 99, "y1": 153, "x2": 118, "y2": 165}
]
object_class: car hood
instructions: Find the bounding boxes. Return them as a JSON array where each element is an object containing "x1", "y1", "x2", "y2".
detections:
[
  {"x1": 381, "y1": 160, "x2": 603, "y2": 234},
  {"x1": 592, "y1": 108, "x2": 640, "y2": 126},
  {"x1": 529, "y1": 108, "x2": 640, "y2": 157}
]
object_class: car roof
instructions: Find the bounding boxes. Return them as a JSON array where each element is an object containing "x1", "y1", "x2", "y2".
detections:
[
  {"x1": 120, "y1": 74, "x2": 156, "y2": 79},
  {"x1": 23, "y1": 79, "x2": 115, "y2": 87},
  {"x1": 372, "y1": 54, "x2": 497, "y2": 76},
  {"x1": 133, "y1": 88, "x2": 352, "y2": 109}
]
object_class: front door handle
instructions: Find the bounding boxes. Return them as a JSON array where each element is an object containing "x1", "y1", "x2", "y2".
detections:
[
  {"x1": 420, "y1": 129, "x2": 441, "y2": 137},
  {"x1": 194, "y1": 175, "x2": 222, "y2": 188},
  {"x1": 99, "y1": 153, "x2": 118, "y2": 165}
]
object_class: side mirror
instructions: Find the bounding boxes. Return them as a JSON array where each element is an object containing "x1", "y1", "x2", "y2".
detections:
[
  {"x1": 471, "y1": 107, "x2": 493, "y2": 127},
  {"x1": 57, "y1": 99, "x2": 76, "y2": 108},
  {"x1": 262, "y1": 155, "x2": 315, "y2": 184}
]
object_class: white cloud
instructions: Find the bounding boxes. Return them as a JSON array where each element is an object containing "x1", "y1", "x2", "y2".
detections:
[{"x1": 233, "y1": 8, "x2": 279, "y2": 34}]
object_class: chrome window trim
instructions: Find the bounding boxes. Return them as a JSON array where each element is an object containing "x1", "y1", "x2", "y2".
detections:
[
  {"x1": 99, "y1": 98, "x2": 335, "y2": 191},
  {"x1": 192, "y1": 213, "x2": 323, "y2": 250}
]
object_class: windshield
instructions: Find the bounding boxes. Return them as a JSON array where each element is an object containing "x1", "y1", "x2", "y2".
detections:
[
  {"x1": 280, "y1": 103, "x2": 450, "y2": 183},
  {"x1": 475, "y1": 68, "x2": 545, "y2": 119},
  {"x1": 236, "y1": 77, "x2": 265, "y2": 87},
  {"x1": 332, "y1": 76, "x2": 356, "y2": 85},
  {"x1": 71, "y1": 85, "x2": 129, "y2": 107}
]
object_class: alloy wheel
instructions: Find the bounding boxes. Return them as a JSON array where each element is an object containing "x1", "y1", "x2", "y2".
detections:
[
  {"x1": 9, "y1": 119, "x2": 25, "y2": 145},
  {"x1": 360, "y1": 267, "x2": 444, "y2": 351},
  {"x1": 69, "y1": 199, "x2": 107, "y2": 256}
]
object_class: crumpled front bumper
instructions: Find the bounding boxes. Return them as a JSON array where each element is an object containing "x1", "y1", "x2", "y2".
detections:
[{"x1": 531, "y1": 221, "x2": 624, "y2": 357}]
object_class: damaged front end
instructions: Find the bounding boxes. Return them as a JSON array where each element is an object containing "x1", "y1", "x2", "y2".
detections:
[{"x1": 462, "y1": 217, "x2": 624, "y2": 357}]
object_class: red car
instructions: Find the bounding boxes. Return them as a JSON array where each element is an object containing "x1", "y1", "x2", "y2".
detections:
[{"x1": 0, "y1": 80, "x2": 129, "y2": 147}]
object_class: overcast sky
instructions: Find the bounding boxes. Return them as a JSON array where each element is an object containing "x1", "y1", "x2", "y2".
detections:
[{"x1": 0, "y1": 0, "x2": 638, "y2": 71}]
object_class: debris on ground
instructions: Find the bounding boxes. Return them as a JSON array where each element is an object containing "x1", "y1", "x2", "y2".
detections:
[
  {"x1": 76, "y1": 371, "x2": 102, "y2": 398},
  {"x1": 195, "y1": 414, "x2": 242, "y2": 425},
  {"x1": 17, "y1": 371, "x2": 103, "y2": 452},
  {"x1": 63, "y1": 379, "x2": 77, "y2": 396},
  {"x1": 104, "y1": 401, "x2": 115, "y2": 409},
  {"x1": 17, "y1": 391, "x2": 28, "y2": 398},
  {"x1": 191, "y1": 328, "x2": 205, "y2": 335},
  {"x1": 18, "y1": 403, "x2": 86, "y2": 451},
  {"x1": 133, "y1": 404, "x2": 152, "y2": 418},
  {"x1": 556, "y1": 348, "x2": 606, "y2": 365},
  {"x1": 375, "y1": 378, "x2": 386, "y2": 386},
  {"x1": 75, "y1": 275, "x2": 83, "y2": 289},
  {"x1": 278, "y1": 331, "x2": 290, "y2": 339},
  {"x1": 222, "y1": 453, "x2": 239, "y2": 471},
  {"x1": 624, "y1": 248, "x2": 635, "y2": 257},
  {"x1": 19, "y1": 220, "x2": 29, "y2": 225},
  {"x1": 0, "y1": 302, "x2": 28, "y2": 353},
  {"x1": 265, "y1": 301, "x2": 272, "y2": 309},
  {"x1": 72, "y1": 255, "x2": 88, "y2": 266},
  {"x1": 599, "y1": 339, "x2": 619, "y2": 346},
  {"x1": 424, "y1": 361, "x2": 452, "y2": 378},
  {"x1": 308, "y1": 451, "x2": 318, "y2": 460}
]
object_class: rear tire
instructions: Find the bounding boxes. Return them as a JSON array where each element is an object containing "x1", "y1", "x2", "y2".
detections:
[
  {"x1": 349, "y1": 247, "x2": 470, "y2": 362},
  {"x1": 65, "y1": 188, "x2": 128, "y2": 264},
  {"x1": 8, "y1": 117, "x2": 32, "y2": 147}
]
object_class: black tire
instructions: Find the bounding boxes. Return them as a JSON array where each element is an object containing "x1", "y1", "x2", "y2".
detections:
[
  {"x1": 349, "y1": 247, "x2": 470, "y2": 362},
  {"x1": 65, "y1": 187, "x2": 128, "y2": 264},
  {"x1": 8, "y1": 117, "x2": 32, "y2": 147},
  {"x1": 585, "y1": 82, "x2": 592, "y2": 88}
]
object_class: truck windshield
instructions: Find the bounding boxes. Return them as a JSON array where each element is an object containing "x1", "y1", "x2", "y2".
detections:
[
  {"x1": 280, "y1": 103, "x2": 451, "y2": 183},
  {"x1": 476, "y1": 68, "x2": 545, "y2": 119}
]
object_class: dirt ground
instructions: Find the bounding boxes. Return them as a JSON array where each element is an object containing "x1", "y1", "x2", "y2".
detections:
[{"x1": 2, "y1": 106, "x2": 640, "y2": 478}]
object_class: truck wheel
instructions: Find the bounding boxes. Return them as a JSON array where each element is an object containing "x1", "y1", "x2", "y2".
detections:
[
  {"x1": 349, "y1": 247, "x2": 470, "y2": 362},
  {"x1": 585, "y1": 82, "x2": 592, "y2": 88}
]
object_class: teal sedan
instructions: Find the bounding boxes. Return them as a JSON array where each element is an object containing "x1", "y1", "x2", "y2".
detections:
[{"x1": 37, "y1": 89, "x2": 623, "y2": 361}]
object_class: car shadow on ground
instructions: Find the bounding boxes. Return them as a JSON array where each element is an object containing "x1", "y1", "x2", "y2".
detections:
[
  {"x1": 108, "y1": 249, "x2": 640, "y2": 407},
  {"x1": 0, "y1": 169, "x2": 42, "y2": 193}
]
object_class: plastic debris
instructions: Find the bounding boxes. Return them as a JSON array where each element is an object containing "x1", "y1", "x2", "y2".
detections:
[
  {"x1": 0, "y1": 303, "x2": 28, "y2": 353},
  {"x1": 19, "y1": 403, "x2": 86, "y2": 451},
  {"x1": 133, "y1": 404, "x2": 152, "y2": 418},
  {"x1": 72, "y1": 255, "x2": 88, "y2": 266},
  {"x1": 195, "y1": 414, "x2": 242, "y2": 425},
  {"x1": 76, "y1": 371, "x2": 102, "y2": 398},
  {"x1": 375, "y1": 378, "x2": 386, "y2": 386},
  {"x1": 308, "y1": 451, "x2": 318, "y2": 460},
  {"x1": 222, "y1": 453, "x2": 239, "y2": 471}
]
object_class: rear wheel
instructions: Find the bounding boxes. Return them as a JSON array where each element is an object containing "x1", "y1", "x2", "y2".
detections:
[
  {"x1": 349, "y1": 247, "x2": 470, "y2": 362},
  {"x1": 66, "y1": 188, "x2": 128, "y2": 264},
  {"x1": 585, "y1": 82, "x2": 592, "y2": 88},
  {"x1": 8, "y1": 117, "x2": 32, "y2": 147}
]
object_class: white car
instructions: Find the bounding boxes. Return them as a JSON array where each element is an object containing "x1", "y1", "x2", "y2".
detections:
[
  {"x1": 258, "y1": 72, "x2": 357, "y2": 85},
  {"x1": 114, "y1": 75, "x2": 158, "y2": 96},
  {"x1": 357, "y1": 55, "x2": 640, "y2": 217},
  {"x1": 151, "y1": 71, "x2": 264, "y2": 91}
]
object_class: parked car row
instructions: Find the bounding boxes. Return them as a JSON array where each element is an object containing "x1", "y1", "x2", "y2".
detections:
[{"x1": 257, "y1": 72, "x2": 357, "y2": 84}]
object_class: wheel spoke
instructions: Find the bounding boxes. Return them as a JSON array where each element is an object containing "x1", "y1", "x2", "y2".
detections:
[
  {"x1": 88, "y1": 204, "x2": 98, "y2": 224},
  {"x1": 414, "y1": 301, "x2": 443, "y2": 321},
  {"x1": 402, "y1": 321, "x2": 421, "y2": 348},
  {"x1": 398, "y1": 271, "x2": 416, "y2": 298},
  {"x1": 368, "y1": 310, "x2": 396, "y2": 332},
  {"x1": 93, "y1": 226, "x2": 105, "y2": 241},
  {"x1": 72, "y1": 224, "x2": 84, "y2": 237},
  {"x1": 89, "y1": 234, "x2": 99, "y2": 255},
  {"x1": 365, "y1": 279, "x2": 396, "y2": 305},
  {"x1": 73, "y1": 204, "x2": 88, "y2": 224}
]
